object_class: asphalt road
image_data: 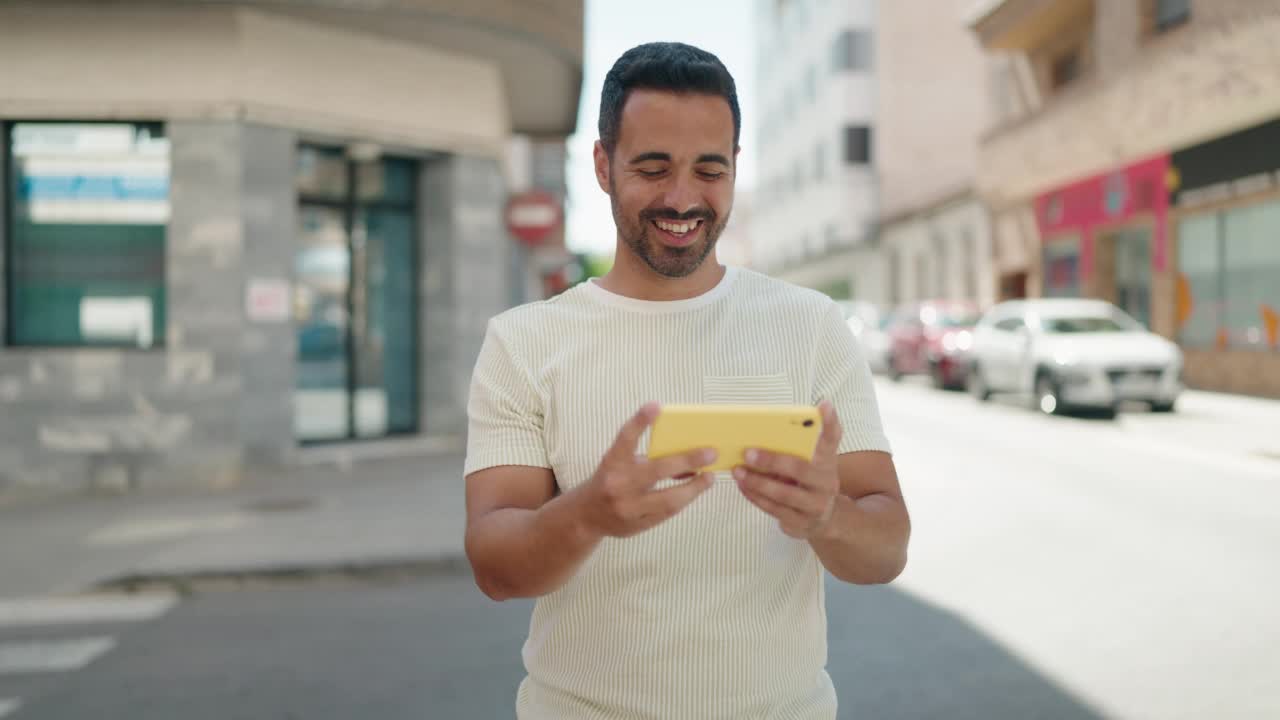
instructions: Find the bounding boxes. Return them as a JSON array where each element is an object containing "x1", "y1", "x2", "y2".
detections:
[{"x1": 3, "y1": 378, "x2": 1277, "y2": 719}]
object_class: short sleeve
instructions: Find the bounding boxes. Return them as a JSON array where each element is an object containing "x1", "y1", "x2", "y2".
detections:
[
  {"x1": 464, "y1": 319, "x2": 552, "y2": 476},
  {"x1": 811, "y1": 302, "x2": 893, "y2": 455}
]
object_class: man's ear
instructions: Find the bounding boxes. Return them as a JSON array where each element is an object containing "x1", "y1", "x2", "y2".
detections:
[{"x1": 593, "y1": 141, "x2": 612, "y2": 194}]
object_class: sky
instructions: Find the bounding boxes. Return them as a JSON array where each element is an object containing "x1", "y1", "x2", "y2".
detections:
[{"x1": 564, "y1": 0, "x2": 757, "y2": 256}]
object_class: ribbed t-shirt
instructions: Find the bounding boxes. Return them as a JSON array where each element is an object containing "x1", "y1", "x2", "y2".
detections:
[{"x1": 465, "y1": 265, "x2": 892, "y2": 719}]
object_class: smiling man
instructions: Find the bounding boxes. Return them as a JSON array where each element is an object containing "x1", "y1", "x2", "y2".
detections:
[{"x1": 463, "y1": 42, "x2": 910, "y2": 719}]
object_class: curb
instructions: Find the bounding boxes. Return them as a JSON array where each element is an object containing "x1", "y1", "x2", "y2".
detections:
[{"x1": 92, "y1": 553, "x2": 472, "y2": 595}]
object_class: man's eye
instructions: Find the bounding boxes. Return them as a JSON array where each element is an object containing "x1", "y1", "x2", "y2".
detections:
[
  {"x1": 698, "y1": 171, "x2": 726, "y2": 180},
  {"x1": 636, "y1": 169, "x2": 665, "y2": 178}
]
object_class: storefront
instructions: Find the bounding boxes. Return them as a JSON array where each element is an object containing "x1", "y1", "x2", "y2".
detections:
[
  {"x1": 1032, "y1": 155, "x2": 1173, "y2": 330},
  {"x1": 0, "y1": 1, "x2": 584, "y2": 491},
  {"x1": 1166, "y1": 118, "x2": 1280, "y2": 398}
]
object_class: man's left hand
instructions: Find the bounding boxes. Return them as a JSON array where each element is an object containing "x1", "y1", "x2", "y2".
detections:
[{"x1": 733, "y1": 401, "x2": 842, "y2": 539}]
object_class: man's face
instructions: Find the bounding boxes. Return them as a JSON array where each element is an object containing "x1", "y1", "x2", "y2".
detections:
[{"x1": 595, "y1": 89, "x2": 737, "y2": 278}]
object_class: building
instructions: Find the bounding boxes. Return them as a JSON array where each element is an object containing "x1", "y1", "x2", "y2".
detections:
[
  {"x1": 968, "y1": 0, "x2": 1280, "y2": 397},
  {"x1": 0, "y1": 0, "x2": 584, "y2": 492},
  {"x1": 873, "y1": 0, "x2": 997, "y2": 310},
  {"x1": 750, "y1": 0, "x2": 880, "y2": 301},
  {"x1": 715, "y1": 189, "x2": 756, "y2": 269}
]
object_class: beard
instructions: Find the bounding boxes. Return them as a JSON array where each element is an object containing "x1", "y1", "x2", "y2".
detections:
[{"x1": 610, "y1": 187, "x2": 729, "y2": 279}]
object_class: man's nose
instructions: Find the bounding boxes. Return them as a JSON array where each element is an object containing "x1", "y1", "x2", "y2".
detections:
[{"x1": 661, "y1": 174, "x2": 700, "y2": 214}]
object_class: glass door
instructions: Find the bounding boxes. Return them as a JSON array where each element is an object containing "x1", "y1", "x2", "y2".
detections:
[
  {"x1": 294, "y1": 205, "x2": 352, "y2": 442},
  {"x1": 1113, "y1": 228, "x2": 1152, "y2": 327},
  {"x1": 294, "y1": 147, "x2": 418, "y2": 443}
]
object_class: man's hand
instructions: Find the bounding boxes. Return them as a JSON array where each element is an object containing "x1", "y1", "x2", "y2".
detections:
[
  {"x1": 733, "y1": 401, "x2": 842, "y2": 539},
  {"x1": 574, "y1": 402, "x2": 717, "y2": 539}
]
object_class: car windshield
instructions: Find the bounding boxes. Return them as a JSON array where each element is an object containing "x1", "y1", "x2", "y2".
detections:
[
  {"x1": 1041, "y1": 315, "x2": 1132, "y2": 333},
  {"x1": 934, "y1": 311, "x2": 982, "y2": 328}
]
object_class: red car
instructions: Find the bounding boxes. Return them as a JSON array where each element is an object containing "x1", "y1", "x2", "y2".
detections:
[{"x1": 886, "y1": 301, "x2": 984, "y2": 390}]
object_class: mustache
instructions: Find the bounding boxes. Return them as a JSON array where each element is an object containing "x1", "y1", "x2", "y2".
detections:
[{"x1": 640, "y1": 207, "x2": 715, "y2": 223}]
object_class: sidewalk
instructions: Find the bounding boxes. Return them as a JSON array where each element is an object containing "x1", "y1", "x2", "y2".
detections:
[
  {"x1": 1115, "y1": 388, "x2": 1280, "y2": 464},
  {"x1": 0, "y1": 453, "x2": 467, "y2": 600}
]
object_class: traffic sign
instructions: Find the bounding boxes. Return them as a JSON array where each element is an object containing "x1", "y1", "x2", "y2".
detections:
[{"x1": 505, "y1": 190, "x2": 563, "y2": 247}]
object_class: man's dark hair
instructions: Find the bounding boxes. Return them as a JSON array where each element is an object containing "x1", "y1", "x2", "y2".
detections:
[{"x1": 598, "y1": 42, "x2": 741, "y2": 157}]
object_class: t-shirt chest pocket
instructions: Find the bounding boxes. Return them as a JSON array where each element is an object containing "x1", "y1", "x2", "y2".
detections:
[
  {"x1": 700, "y1": 373, "x2": 796, "y2": 484},
  {"x1": 702, "y1": 373, "x2": 796, "y2": 405}
]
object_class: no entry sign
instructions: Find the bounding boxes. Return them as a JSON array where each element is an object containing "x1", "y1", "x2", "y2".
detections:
[{"x1": 505, "y1": 190, "x2": 563, "y2": 247}]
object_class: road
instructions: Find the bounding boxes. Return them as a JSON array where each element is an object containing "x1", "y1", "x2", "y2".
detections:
[{"x1": 3, "y1": 379, "x2": 1277, "y2": 719}]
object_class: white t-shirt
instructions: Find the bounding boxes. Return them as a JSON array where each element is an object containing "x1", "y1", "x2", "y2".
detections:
[{"x1": 465, "y1": 265, "x2": 892, "y2": 719}]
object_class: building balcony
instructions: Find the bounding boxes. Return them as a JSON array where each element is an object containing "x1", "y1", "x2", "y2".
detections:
[{"x1": 966, "y1": 0, "x2": 1093, "y2": 53}]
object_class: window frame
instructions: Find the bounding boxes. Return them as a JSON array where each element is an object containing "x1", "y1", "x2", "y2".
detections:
[{"x1": 4, "y1": 119, "x2": 170, "y2": 350}]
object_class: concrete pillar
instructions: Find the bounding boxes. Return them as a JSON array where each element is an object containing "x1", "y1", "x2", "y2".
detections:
[
  {"x1": 420, "y1": 154, "x2": 512, "y2": 436},
  {"x1": 164, "y1": 120, "x2": 247, "y2": 485},
  {"x1": 238, "y1": 125, "x2": 298, "y2": 465}
]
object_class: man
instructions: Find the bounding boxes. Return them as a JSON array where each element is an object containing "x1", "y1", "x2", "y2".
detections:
[{"x1": 464, "y1": 42, "x2": 910, "y2": 719}]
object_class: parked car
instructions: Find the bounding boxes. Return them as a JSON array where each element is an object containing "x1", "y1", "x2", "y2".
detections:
[
  {"x1": 885, "y1": 300, "x2": 983, "y2": 389},
  {"x1": 838, "y1": 300, "x2": 890, "y2": 375},
  {"x1": 966, "y1": 298, "x2": 1183, "y2": 418}
]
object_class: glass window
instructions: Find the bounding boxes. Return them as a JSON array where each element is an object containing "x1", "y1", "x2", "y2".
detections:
[
  {"x1": 832, "y1": 29, "x2": 873, "y2": 72},
  {"x1": 1223, "y1": 200, "x2": 1280, "y2": 350},
  {"x1": 1155, "y1": 0, "x2": 1191, "y2": 32},
  {"x1": 1042, "y1": 235, "x2": 1081, "y2": 298},
  {"x1": 1177, "y1": 200, "x2": 1280, "y2": 351},
  {"x1": 844, "y1": 125, "x2": 872, "y2": 165},
  {"x1": 1176, "y1": 213, "x2": 1220, "y2": 348},
  {"x1": 1042, "y1": 316, "x2": 1130, "y2": 334},
  {"x1": 294, "y1": 206, "x2": 352, "y2": 442},
  {"x1": 353, "y1": 207, "x2": 417, "y2": 436},
  {"x1": 994, "y1": 317, "x2": 1025, "y2": 333},
  {"x1": 296, "y1": 146, "x2": 348, "y2": 200},
  {"x1": 6, "y1": 122, "x2": 168, "y2": 348},
  {"x1": 355, "y1": 158, "x2": 415, "y2": 205}
]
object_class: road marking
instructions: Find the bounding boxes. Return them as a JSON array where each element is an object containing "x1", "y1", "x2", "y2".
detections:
[
  {"x1": 0, "y1": 637, "x2": 115, "y2": 674},
  {"x1": 0, "y1": 594, "x2": 176, "y2": 628},
  {"x1": 0, "y1": 699, "x2": 19, "y2": 718},
  {"x1": 87, "y1": 512, "x2": 252, "y2": 546}
]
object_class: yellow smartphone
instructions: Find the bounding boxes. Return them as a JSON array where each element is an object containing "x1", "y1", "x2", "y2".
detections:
[{"x1": 647, "y1": 404, "x2": 823, "y2": 473}]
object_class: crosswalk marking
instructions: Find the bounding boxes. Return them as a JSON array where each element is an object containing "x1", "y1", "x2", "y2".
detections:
[
  {"x1": 0, "y1": 637, "x2": 116, "y2": 675},
  {"x1": 0, "y1": 593, "x2": 177, "y2": 628},
  {"x1": 0, "y1": 699, "x2": 20, "y2": 718}
]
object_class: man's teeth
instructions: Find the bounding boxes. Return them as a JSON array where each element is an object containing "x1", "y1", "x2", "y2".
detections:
[{"x1": 654, "y1": 219, "x2": 702, "y2": 234}]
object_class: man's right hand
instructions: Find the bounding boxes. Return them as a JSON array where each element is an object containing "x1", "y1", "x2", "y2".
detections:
[{"x1": 573, "y1": 402, "x2": 717, "y2": 539}]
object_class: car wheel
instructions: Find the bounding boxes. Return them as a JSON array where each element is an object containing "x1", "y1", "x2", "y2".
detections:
[
  {"x1": 1150, "y1": 400, "x2": 1177, "y2": 413},
  {"x1": 968, "y1": 363, "x2": 991, "y2": 402},
  {"x1": 1034, "y1": 372, "x2": 1065, "y2": 416}
]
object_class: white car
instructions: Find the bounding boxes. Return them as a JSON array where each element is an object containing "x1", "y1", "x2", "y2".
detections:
[
  {"x1": 839, "y1": 300, "x2": 890, "y2": 375},
  {"x1": 966, "y1": 298, "x2": 1183, "y2": 418}
]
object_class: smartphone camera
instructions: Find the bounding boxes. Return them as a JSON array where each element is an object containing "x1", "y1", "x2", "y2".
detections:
[{"x1": 802, "y1": 419, "x2": 814, "y2": 427}]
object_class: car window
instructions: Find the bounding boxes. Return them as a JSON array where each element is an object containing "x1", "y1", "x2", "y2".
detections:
[
  {"x1": 1042, "y1": 316, "x2": 1129, "y2": 333},
  {"x1": 936, "y1": 310, "x2": 983, "y2": 328},
  {"x1": 993, "y1": 317, "x2": 1025, "y2": 332}
]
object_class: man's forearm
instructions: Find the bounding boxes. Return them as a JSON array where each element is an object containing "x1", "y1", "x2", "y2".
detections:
[
  {"x1": 809, "y1": 493, "x2": 910, "y2": 585},
  {"x1": 465, "y1": 489, "x2": 601, "y2": 601}
]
